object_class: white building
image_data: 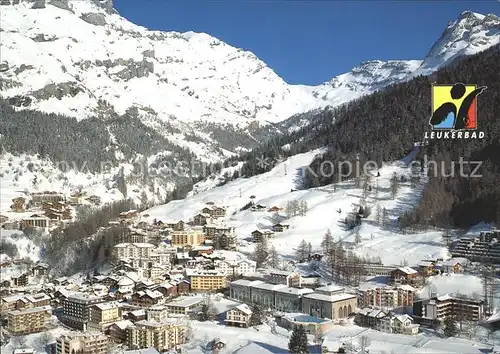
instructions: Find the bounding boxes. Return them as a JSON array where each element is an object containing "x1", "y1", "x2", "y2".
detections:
[
  {"x1": 114, "y1": 243, "x2": 155, "y2": 269},
  {"x1": 377, "y1": 314, "x2": 420, "y2": 335},
  {"x1": 225, "y1": 304, "x2": 253, "y2": 327},
  {"x1": 147, "y1": 306, "x2": 169, "y2": 322},
  {"x1": 214, "y1": 259, "x2": 256, "y2": 276},
  {"x1": 116, "y1": 276, "x2": 135, "y2": 294}
]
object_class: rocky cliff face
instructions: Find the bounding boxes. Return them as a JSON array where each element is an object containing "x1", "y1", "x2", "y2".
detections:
[{"x1": 415, "y1": 11, "x2": 500, "y2": 75}]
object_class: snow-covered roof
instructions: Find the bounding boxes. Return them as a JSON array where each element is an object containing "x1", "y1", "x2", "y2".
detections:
[
  {"x1": 122, "y1": 348, "x2": 160, "y2": 354},
  {"x1": 274, "y1": 287, "x2": 314, "y2": 296},
  {"x1": 1, "y1": 294, "x2": 25, "y2": 303},
  {"x1": 315, "y1": 285, "x2": 344, "y2": 293},
  {"x1": 232, "y1": 303, "x2": 252, "y2": 315},
  {"x1": 303, "y1": 292, "x2": 356, "y2": 303},
  {"x1": 252, "y1": 282, "x2": 287, "y2": 291},
  {"x1": 166, "y1": 296, "x2": 204, "y2": 308},
  {"x1": 94, "y1": 301, "x2": 121, "y2": 311},
  {"x1": 110, "y1": 319, "x2": 134, "y2": 330},
  {"x1": 395, "y1": 314, "x2": 413, "y2": 323},
  {"x1": 397, "y1": 266, "x2": 418, "y2": 274},
  {"x1": 25, "y1": 293, "x2": 50, "y2": 303},
  {"x1": 436, "y1": 294, "x2": 454, "y2": 301},
  {"x1": 358, "y1": 308, "x2": 387, "y2": 318},
  {"x1": 117, "y1": 276, "x2": 135, "y2": 286},
  {"x1": 114, "y1": 242, "x2": 155, "y2": 248},
  {"x1": 9, "y1": 305, "x2": 52, "y2": 315},
  {"x1": 136, "y1": 290, "x2": 163, "y2": 299},
  {"x1": 397, "y1": 284, "x2": 416, "y2": 292},
  {"x1": 441, "y1": 259, "x2": 463, "y2": 266},
  {"x1": 129, "y1": 309, "x2": 146, "y2": 317}
]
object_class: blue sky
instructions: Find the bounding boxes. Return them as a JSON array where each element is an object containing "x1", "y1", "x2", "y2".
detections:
[{"x1": 115, "y1": 0, "x2": 500, "y2": 85}]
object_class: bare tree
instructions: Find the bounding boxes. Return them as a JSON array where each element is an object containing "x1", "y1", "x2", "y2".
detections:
[
  {"x1": 359, "y1": 335, "x2": 371, "y2": 353},
  {"x1": 34, "y1": 332, "x2": 53, "y2": 351},
  {"x1": 481, "y1": 264, "x2": 495, "y2": 314},
  {"x1": 11, "y1": 335, "x2": 28, "y2": 349},
  {"x1": 314, "y1": 326, "x2": 324, "y2": 345},
  {"x1": 185, "y1": 320, "x2": 194, "y2": 341},
  {"x1": 271, "y1": 212, "x2": 281, "y2": 225},
  {"x1": 465, "y1": 320, "x2": 478, "y2": 340}
]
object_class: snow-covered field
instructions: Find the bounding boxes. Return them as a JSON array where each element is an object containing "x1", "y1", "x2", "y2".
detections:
[
  {"x1": 144, "y1": 148, "x2": 448, "y2": 265},
  {"x1": 322, "y1": 324, "x2": 499, "y2": 354},
  {"x1": 182, "y1": 318, "x2": 500, "y2": 354}
]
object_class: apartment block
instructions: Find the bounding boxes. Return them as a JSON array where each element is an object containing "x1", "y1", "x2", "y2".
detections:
[
  {"x1": 88, "y1": 301, "x2": 122, "y2": 331},
  {"x1": 358, "y1": 285, "x2": 415, "y2": 309},
  {"x1": 7, "y1": 305, "x2": 52, "y2": 334},
  {"x1": 56, "y1": 332, "x2": 109, "y2": 354},
  {"x1": 126, "y1": 319, "x2": 187, "y2": 352},
  {"x1": 114, "y1": 243, "x2": 156, "y2": 269},
  {"x1": 225, "y1": 304, "x2": 252, "y2": 328},
  {"x1": 189, "y1": 270, "x2": 227, "y2": 291},
  {"x1": 164, "y1": 297, "x2": 204, "y2": 316},
  {"x1": 147, "y1": 306, "x2": 169, "y2": 322},
  {"x1": 170, "y1": 230, "x2": 206, "y2": 247},
  {"x1": 451, "y1": 231, "x2": 500, "y2": 263},
  {"x1": 61, "y1": 293, "x2": 105, "y2": 330},
  {"x1": 414, "y1": 294, "x2": 484, "y2": 322},
  {"x1": 214, "y1": 259, "x2": 256, "y2": 276},
  {"x1": 230, "y1": 280, "x2": 356, "y2": 320}
]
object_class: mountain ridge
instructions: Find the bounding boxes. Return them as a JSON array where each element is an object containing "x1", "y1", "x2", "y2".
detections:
[
  {"x1": 1, "y1": 3, "x2": 498, "y2": 146},
  {"x1": 0, "y1": 1, "x2": 498, "y2": 216}
]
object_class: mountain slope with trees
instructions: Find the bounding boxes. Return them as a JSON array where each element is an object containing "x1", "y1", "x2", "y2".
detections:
[{"x1": 238, "y1": 44, "x2": 500, "y2": 228}]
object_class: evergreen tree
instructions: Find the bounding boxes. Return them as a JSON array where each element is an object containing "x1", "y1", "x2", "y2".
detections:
[
  {"x1": 252, "y1": 238, "x2": 269, "y2": 268},
  {"x1": 375, "y1": 203, "x2": 382, "y2": 225},
  {"x1": 250, "y1": 305, "x2": 264, "y2": 326},
  {"x1": 268, "y1": 245, "x2": 280, "y2": 268},
  {"x1": 292, "y1": 200, "x2": 300, "y2": 216},
  {"x1": 200, "y1": 298, "x2": 217, "y2": 321},
  {"x1": 382, "y1": 207, "x2": 388, "y2": 227},
  {"x1": 321, "y1": 229, "x2": 334, "y2": 254},
  {"x1": 296, "y1": 239, "x2": 309, "y2": 261},
  {"x1": 306, "y1": 242, "x2": 312, "y2": 258},
  {"x1": 354, "y1": 230, "x2": 361, "y2": 245},
  {"x1": 288, "y1": 325, "x2": 309, "y2": 354},
  {"x1": 443, "y1": 316, "x2": 458, "y2": 337},
  {"x1": 390, "y1": 172, "x2": 399, "y2": 199}
]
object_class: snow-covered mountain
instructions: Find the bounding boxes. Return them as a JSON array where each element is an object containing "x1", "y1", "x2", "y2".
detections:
[
  {"x1": 416, "y1": 11, "x2": 500, "y2": 75},
  {"x1": 0, "y1": 1, "x2": 498, "y2": 212},
  {"x1": 1, "y1": 2, "x2": 498, "y2": 141}
]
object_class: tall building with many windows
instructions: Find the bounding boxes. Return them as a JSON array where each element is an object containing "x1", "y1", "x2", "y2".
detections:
[
  {"x1": 126, "y1": 319, "x2": 187, "y2": 352},
  {"x1": 114, "y1": 243, "x2": 156, "y2": 269},
  {"x1": 7, "y1": 306, "x2": 52, "y2": 334},
  {"x1": 56, "y1": 332, "x2": 109, "y2": 354},
  {"x1": 61, "y1": 293, "x2": 105, "y2": 330}
]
